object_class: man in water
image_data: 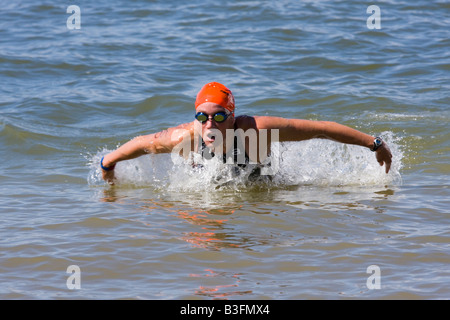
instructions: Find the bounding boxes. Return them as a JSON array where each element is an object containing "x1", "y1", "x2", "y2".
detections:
[{"x1": 101, "y1": 82, "x2": 392, "y2": 184}]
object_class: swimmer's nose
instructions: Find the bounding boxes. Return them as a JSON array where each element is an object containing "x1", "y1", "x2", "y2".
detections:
[{"x1": 204, "y1": 118, "x2": 217, "y2": 129}]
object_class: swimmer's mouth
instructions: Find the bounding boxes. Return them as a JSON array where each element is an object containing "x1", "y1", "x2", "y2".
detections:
[{"x1": 205, "y1": 133, "x2": 216, "y2": 142}]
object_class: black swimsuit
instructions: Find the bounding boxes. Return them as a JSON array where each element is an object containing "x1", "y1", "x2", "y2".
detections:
[{"x1": 197, "y1": 135, "x2": 270, "y2": 182}]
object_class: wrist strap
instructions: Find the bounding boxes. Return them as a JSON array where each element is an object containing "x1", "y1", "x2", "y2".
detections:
[{"x1": 101, "y1": 157, "x2": 116, "y2": 171}]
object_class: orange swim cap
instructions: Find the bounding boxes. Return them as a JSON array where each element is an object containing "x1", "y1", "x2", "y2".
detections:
[{"x1": 195, "y1": 82, "x2": 235, "y2": 114}]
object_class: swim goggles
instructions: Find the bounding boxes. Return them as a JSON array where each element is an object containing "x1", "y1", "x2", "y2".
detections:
[{"x1": 195, "y1": 111, "x2": 229, "y2": 123}]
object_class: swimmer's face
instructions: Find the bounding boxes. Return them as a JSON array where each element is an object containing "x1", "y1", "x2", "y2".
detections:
[{"x1": 194, "y1": 102, "x2": 235, "y2": 150}]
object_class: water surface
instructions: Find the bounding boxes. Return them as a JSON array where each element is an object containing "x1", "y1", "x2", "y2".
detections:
[{"x1": 0, "y1": 0, "x2": 449, "y2": 299}]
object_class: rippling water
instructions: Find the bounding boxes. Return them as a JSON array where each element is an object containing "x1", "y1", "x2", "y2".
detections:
[{"x1": 1, "y1": 0, "x2": 449, "y2": 300}]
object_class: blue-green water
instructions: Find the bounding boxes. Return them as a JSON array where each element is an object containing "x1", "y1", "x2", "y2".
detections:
[{"x1": 0, "y1": 0, "x2": 449, "y2": 299}]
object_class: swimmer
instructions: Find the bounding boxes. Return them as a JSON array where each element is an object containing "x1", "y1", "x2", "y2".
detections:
[{"x1": 101, "y1": 82, "x2": 392, "y2": 184}]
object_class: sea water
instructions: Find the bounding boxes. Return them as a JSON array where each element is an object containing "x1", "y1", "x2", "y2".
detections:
[{"x1": 0, "y1": 0, "x2": 449, "y2": 299}]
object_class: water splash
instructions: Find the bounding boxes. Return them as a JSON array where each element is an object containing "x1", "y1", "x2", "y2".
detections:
[
  {"x1": 274, "y1": 131, "x2": 403, "y2": 187},
  {"x1": 87, "y1": 131, "x2": 402, "y2": 191}
]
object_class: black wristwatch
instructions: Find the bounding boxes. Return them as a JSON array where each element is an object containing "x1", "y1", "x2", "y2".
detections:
[{"x1": 371, "y1": 137, "x2": 383, "y2": 152}]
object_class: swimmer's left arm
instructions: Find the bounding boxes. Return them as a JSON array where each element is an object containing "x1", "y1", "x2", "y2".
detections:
[
  {"x1": 254, "y1": 116, "x2": 392, "y2": 173},
  {"x1": 254, "y1": 116, "x2": 373, "y2": 146}
]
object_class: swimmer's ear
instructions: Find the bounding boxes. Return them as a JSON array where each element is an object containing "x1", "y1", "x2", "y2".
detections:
[{"x1": 230, "y1": 114, "x2": 236, "y2": 125}]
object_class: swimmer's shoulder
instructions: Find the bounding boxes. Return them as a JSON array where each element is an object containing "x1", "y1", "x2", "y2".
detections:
[
  {"x1": 235, "y1": 115, "x2": 289, "y2": 130},
  {"x1": 235, "y1": 115, "x2": 256, "y2": 130}
]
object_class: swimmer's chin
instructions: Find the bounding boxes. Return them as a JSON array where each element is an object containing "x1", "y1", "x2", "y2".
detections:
[{"x1": 203, "y1": 140, "x2": 215, "y2": 149}]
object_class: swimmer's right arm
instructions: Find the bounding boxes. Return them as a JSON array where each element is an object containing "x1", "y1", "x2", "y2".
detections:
[
  {"x1": 100, "y1": 135, "x2": 149, "y2": 184},
  {"x1": 101, "y1": 122, "x2": 195, "y2": 183}
]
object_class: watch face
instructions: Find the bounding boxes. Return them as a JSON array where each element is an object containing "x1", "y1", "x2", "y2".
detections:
[{"x1": 374, "y1": 138, "x2": 383, "y2": 149}]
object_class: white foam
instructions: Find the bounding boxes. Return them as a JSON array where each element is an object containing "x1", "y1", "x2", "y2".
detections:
[{"x1": 87, "y1": 131, "x2": 403, "y2": 191}]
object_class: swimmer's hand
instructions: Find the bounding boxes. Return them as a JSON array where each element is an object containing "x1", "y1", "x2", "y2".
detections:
[
  {"x1": 100, "y1": 156, "x2": 116, "y2": 185},
  {"x1": 375, "y1": 143, "x2": 393, "y2": 174},
  {"x1": 102, "y1": 169, "x2": 116, "y2": 185}
]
